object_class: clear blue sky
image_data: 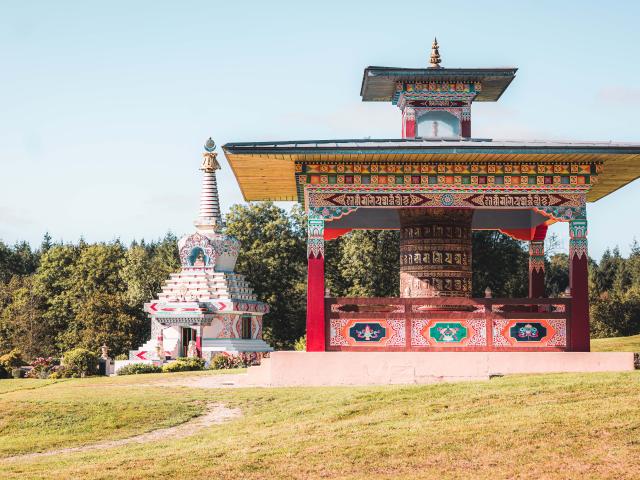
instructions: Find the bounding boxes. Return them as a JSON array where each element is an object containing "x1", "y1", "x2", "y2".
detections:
[{"x1": 1, "y1": 1, "x2": 639, "y2": 260}]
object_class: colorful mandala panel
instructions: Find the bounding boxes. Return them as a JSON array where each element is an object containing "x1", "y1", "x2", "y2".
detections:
[
  {"x1": 329, "y1": 318, "x2": 405, "y2": 347},
  {"x1": 427, "y1": 322, "x2": 469, "y2": 344},
  {"x1": 349, "y1": 322, "x2": 388, "y2": 343},
  {"x1": 412, "y1": 318, "x2": 487, "y2": 347},
  {"x1": 494, "y1": 319, "x2": 566, "y2": 348}
]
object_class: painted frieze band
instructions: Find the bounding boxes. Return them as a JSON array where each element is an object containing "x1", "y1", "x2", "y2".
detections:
[{"x1": 307, "y1": 190, "x2": 585, "y2": 210}]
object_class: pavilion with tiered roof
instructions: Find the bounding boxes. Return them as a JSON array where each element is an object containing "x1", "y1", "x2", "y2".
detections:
[{"x1": 223, "y1": 41, "x2": 640, "y2": 358}]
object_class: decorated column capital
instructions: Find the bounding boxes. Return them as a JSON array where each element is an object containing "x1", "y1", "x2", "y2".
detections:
[
  {"x1": 404, "y1": 106, "x2": 416, "y2": 121},
  {"x1": 569, "y1": 215, "x2": 588, "y2": 261},
  {"x1": 529, "y1": 240, "x2": 545, "y2": 273},
  {"x1": 307, "y1": 211, "x2": 325, "y2": 259}
]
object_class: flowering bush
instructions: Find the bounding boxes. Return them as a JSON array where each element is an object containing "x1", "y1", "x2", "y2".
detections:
[
  {"x1": 27, "y1": 357, "x2": 59, "y2": 379},
  {"x1": 210, "y1": 352, "x2": 265, "y2": 369}
]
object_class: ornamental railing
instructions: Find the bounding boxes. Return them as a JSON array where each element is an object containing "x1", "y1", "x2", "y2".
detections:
[{"x1": 325, "y1": 296, "x2": 571, "y2": 352}]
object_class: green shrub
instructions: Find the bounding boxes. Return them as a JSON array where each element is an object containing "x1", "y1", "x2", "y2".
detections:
[
  {"x1": 117, "y1": 363, "x2": 162, "y2": 375},
  {"x1": 62, "y1": 348, "x2": 99, "y2": 377},
  {"x1": 0, "y1": 364, "x2": 8, "y2": 379},
  {"x1": 11, "y1": 368, "x2": 24, "y2": 379},
  {"x1": 48, "y1": 365, "x2": 71, "y2": 379},
  {"x1": 115, "y1": 353, "x2": 129, "y2": 361},
  {"x1": 590, "y1": 292, "x2": 640, "y2": 338},
  {"x1": 162, "y1": 357, "x2": 205, "y2": 373},
  {"x1": 0, "y1": 349, "x2": 25, "y2": 370},
  {"x1": 294, "y1": 336, "x2": 306, "y2": 351}
]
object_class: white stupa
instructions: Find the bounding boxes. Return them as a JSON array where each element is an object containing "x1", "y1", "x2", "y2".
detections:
[{"x1": 129, "y1": 139, "x2": 271, "y2": 362}]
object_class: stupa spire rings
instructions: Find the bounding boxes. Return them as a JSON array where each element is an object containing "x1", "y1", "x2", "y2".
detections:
[
  {"x1": 195, "y1": 137, "x2": 223, "y2": 232},
  {"x1": 429, "y1": 37, "x2": 441, "y2": 69}
]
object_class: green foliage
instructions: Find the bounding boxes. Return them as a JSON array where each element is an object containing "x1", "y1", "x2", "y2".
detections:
[
  {"x1": 117, "y1": 363, "x2": 162, "y2": 375},
  {"x1": 115, "y1": 353, "x2": 129, "y2": 361},
  {"x1": 62, "y1": 348, "x2": 99, "y2": 377},
  {"x1": 0, "y1": 275, "x2": 53, "y2": 358},
  {"x1": 588, "y1": 244, "x2": 640, "y2": 338},
  {"x1": 0, "y1": 239, "x2": 39, "y2": 283},
  {"x1": 225, "y1": 203, "x2": 307, "y2": 348},
  {"x1": 327, "y1": 230, "x2": 400, "y2": 297},
  {"x1": 0, "y1": 364, "x2": 7, "y2": 379},
  {"x1": 0, "y1": 349, "x2": 25, "y2": 369},
  {"x1": 162, "y1": 357, "x2": 206, "y2": 373},
  {"x1": 293, "y1": 335, "x2": 306, "y2": 351},
  {"x1": 546, "y1": 253, "x2": 570, "y2": 297},
  {"x1": 590, "y1": 290, "x2": 640, "y2": 338},
  {"x1": 472, "y1": 231, "x2": 528, "y2": 298},
  {"x1": 0, "y1": 233, "x2": 181, "y2": 360}
]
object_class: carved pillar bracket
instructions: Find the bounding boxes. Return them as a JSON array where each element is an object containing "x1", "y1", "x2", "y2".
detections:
[
  {"x1": 307, "y1": 210, "x2": 325, "y2": 259},
  {"x1": 569, "y1": 216, "x2": 588, "y2": 261},
  {"x1": 529, "y1": 241, "x2": 545, "y2": 273},
  {"x1": 529, "y1": 240, "x2": 546, "y2": 298}
]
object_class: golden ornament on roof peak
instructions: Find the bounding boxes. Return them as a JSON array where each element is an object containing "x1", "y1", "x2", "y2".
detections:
[{"x1": 429, "y1": 37, "x2": 441, "y2": 69}]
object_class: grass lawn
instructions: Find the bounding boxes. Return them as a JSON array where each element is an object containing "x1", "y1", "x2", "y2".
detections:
[
  {"x1": 1, "y1": 370, "x2": 639, "y2": 479},
  {"x1": 592, "y1": 334, "x2": 640, "y2": 352}
]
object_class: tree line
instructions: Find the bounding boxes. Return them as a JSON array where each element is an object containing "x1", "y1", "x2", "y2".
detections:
[{"x1": 1, "y1": 203, "x2": 639, "y2": 359}]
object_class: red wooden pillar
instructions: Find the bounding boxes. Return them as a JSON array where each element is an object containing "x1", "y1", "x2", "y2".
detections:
[
  {"x1": 403, "y1": 107, "x2": 416, "y2": 139},
  {"x1": 569, "y1": 217, "x2": 590, "y2": 351},
  {"x1": 195, "y1": 327, "x2": 202, "y2": 357},
  {"x1": 529, "y1": 240, "x2": 545, "y2": 298},
  {"x1": 461, "y1": 119, "x2": 471, "y2": 138},
  {"x1": 306, "y1": 212, "x2": 326, "y2": 351}
]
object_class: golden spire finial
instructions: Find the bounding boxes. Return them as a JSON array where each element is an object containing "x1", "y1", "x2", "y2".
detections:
[{"x1": 429, "y1": 37, "x2": 441, "y2": 69}]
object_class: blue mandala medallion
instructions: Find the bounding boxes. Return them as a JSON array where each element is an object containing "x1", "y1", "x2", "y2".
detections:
[{"x1": 441, "y1": 193, "x2": 454, "y2": 206}]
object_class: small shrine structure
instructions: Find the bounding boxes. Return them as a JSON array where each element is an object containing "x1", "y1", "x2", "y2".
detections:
[
  {"x1": 223, "y1": 41, "x2": 640, "y2": 356},
  {"x1": 130, "y1": 139, "x2": 271, "y2": 362}
]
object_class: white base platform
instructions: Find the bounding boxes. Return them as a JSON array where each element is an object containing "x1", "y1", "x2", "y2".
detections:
[{"x1": 247, "y1": 351, "x2": 636, "y2": 386}]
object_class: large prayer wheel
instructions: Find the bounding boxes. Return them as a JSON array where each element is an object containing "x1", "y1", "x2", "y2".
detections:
[{"x1": 399, "y1": 208, "x2": 473, "y2": 298}]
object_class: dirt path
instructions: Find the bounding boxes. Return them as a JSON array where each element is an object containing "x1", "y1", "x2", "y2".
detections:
[{"x1": 4, "y1": 402, "x2": 241, "y2": 462}]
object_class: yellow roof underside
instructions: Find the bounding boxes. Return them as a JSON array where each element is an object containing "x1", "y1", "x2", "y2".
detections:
[{"x1": 224, "y1": 152, "x2": 640, "y2": 203}]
